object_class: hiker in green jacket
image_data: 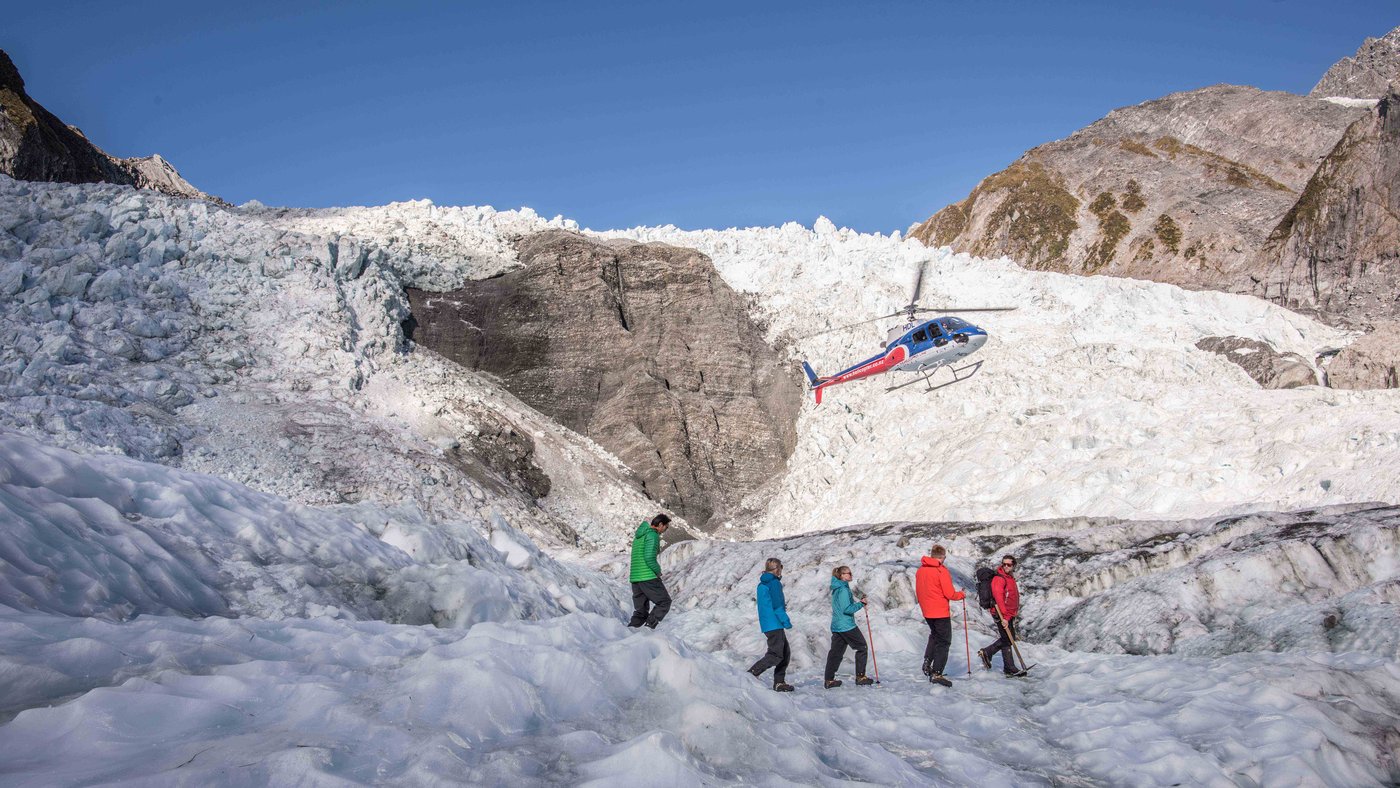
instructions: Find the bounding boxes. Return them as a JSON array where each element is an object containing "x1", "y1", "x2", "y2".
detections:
[{"x1": 627, "y1": 514, "x2": 672, "y2": 629}]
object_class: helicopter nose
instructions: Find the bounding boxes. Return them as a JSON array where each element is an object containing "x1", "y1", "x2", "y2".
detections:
[{"x1": 964, "y1": 331, "x2": 987, "y2": 351}]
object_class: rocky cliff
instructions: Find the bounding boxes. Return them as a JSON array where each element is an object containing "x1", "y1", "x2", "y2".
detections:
[
  {"x1": 1311, "y1": 26, "x2": 1400, "y2": 99},
  {"x1": 0, "y1": 49, "x2": 216, "y2": 203},
  {"x1": 1248, "y1": 86, "x2": 1400, "y2": 331},
  {"x1": 405, "y1": 230, "x2": 802, "y2": 528},
  {"x1": 909, "y1": 85, "x2": 1364, "y2": 290}
]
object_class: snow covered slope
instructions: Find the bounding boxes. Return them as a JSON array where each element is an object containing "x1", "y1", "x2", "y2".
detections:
[
  {"x1": 605, "y1": 220, "x2": 1400, "y2": 535},
  {"x1": 0, "y1": 176, "x2": 656, "y2": 551}
]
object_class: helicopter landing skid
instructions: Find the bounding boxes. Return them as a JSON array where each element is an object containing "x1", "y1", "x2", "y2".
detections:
[{"x1": 886, "y1": 360, "x2": 983, "y2": 393}]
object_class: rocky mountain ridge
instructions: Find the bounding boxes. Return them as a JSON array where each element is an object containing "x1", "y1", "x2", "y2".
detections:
[
  {"x1": 0, "y1": 49, "x2": 217, "y2": 204},
  {"x1": 910, "y1": 25, "x2": 1400, "y2": 378},
  {"x1": 1311, "y1": 26, "x2": 1400, "y2": 99}
]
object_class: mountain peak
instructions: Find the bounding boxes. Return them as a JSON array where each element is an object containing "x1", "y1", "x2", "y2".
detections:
[{"x1": 1310, "y1": 25, "x2": 1400, "y2": 99}]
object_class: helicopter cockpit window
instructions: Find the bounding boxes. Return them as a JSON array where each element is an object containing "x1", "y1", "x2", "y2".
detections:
[
  {"x1": 912, "y1": 329, "x2": 929, "y2": 343},
  {"x1": 942, "y1": 317, "x2": 970, "y2": 331}
]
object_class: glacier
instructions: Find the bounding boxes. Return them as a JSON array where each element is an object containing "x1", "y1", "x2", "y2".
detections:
[{"x1": 2, "y1": 175, "x2": 1398, "y2": 785}]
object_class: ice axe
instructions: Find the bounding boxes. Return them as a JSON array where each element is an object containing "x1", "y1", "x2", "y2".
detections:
[
  {"x1": 992, "y1": 605, "x2": 1032, "y2": 674},
  {"x1": 862, "y1": 604, "x2": 880, "y2": 685}
]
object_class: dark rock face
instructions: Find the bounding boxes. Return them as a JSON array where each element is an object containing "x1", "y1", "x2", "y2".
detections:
[
  {"x1": 1310, "y1": 26, "x2": 1400, "y2": 99},
  {"x1": 1248, "y1": 88, "x2": 1400, "y2": 330},
  {"x1": 0, "y1": 49, "x2": 216, "y2": 202},
  {"x1": 406, "y1": 230, "x2": 802, "y2": 528},
  {"x1": 1195, "y1": 336, "x2": 1317, "y2": 389}
]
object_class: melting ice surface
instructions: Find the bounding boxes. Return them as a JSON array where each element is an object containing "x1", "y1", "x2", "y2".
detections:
[{"x1": 1, "y1": 177, "x2": 1399, "y2": 785}]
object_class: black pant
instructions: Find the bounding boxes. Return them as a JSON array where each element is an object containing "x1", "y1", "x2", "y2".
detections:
[
  {"x1": 749, "y1": 629, "x2": 791, "y2": 684},
  {"x1": 628, "y1": 579, "x2": 671, "y2": 628},
  {"x1": 823, "y1": 627, "x2": 868, "y2": 682},
  {"x1": 983, "y1": 615, "x2": 1019, "y2": 673},
  {"x1": 923, "y1": 617, "x2": 952, "y2": 675}
]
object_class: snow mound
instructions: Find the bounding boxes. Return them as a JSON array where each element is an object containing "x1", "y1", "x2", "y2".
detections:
[{"x1": 0, "y1": 430, "x2": 622, "y2": 626}]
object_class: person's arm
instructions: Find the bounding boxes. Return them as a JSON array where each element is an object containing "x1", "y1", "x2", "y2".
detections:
[
  {"x1": 644, "y1": 529, "x2": 662, "y2": 578},
  {"x1": 843, "y1": 587, "x2": 865, "y2": 615},
  {"x1": 942, "y1": 569, "x2": 965, "y2": 601},
  {"x1": 990, "y1": 575, "x2": 1005, "y2": 614}
]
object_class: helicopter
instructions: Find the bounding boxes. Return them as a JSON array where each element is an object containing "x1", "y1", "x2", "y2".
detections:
[{"x1": 800, "y1": 262, "x2": 1015, "y2": 404}]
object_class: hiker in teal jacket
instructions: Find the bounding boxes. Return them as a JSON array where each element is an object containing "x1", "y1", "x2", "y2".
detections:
[
  {"x1": 823, "y1": 566, "x2": 874, "y2": 688},
  {"x1": 627, "y1": 514, "x2": 672, "y2": 629},
  {"x1": 747, "y1": 558, "x2": 795, "y2": 691}
]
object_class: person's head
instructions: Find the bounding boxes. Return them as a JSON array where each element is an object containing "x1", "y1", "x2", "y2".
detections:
[
  {"x1": 1000, "y1": 555, "x2": 1017, "y2": 574},
  {"x1": 928, "y1": 544, "x2": 947, "y2": 560},
  {"x1": 765, "y1": 557, "x2": 783, "y2": 577},
  {"x1": 650, "y1": 513, "x2": 671, "y2": 533},
  {"x1": 832, "y1": 565, "x2": 852, "y2": 581}
]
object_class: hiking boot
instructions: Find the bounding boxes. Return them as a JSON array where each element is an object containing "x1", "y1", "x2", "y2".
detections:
[
  {"x1": 977, "y1": 649, "x2": 992, "y2": 670},
  {"x1": 823, "y1": 680, "x2": 843, "y2": 689},
  {"x1": 930, "y1": 673, "x2": 953, "y2": 687},
  {"x1": 921, "y1": 659, "x2": 932, "y2": 677},
  {"x1": 747, "y1": 668, "x2": 764, "y2": 682},
  {"x1": 854, "y1": 675, "x2": 875, "y2": 686},
  {"x1": 773, "y1": 682, "x2": 795, "y2": 692}
]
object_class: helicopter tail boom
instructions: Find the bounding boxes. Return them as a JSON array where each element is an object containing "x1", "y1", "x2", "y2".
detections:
[{"x1": 801, "y1": 361, "x2": 831, "y2": 405}]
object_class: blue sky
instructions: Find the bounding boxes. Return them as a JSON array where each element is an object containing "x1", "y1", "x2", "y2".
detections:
[{"x1": 6, "y1": 2, "x2": 1396, "y2": 233}]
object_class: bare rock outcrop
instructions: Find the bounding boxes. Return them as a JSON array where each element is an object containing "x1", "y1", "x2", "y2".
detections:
[
  {"x1": 1195, "y1": 336, "x2": 1318, "y2": 389},
  {"x1": 1310, "y1": 26, "x2": 1400, "y2": 99},
  {"x1": 910, "y1": 86, "x2": 1364, "y2": 290},
  {"x1": 1326, "y1": 321, "x2": 1400, "y2": 389},
  {"x1": 0, "y1": 49, "x2": 218, "y2": 203},
  {"x1": 404, "y1": 230, "x2": 802, "y2": 528},
  {"x1": 1247, "y1": 86, "x2": 1400, "y2": 329}
]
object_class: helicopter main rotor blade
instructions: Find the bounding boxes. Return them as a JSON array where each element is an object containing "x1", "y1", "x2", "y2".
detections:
[
  {"x1": 903, "y1": 260, "x2": 928, "y2": 314},
  {"x1": 803, "y1": 310, "x2": 904, "y2": 338},
  {"x1": 910, "y1": 306, "x2": 1018, "y2": 313}
]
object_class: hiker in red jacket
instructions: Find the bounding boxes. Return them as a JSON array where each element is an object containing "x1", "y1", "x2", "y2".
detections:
[
  {"x1": 977, "y1": 554, "x2": 1022, "y2": 675},
  {"x1": 915, "y1": 544, "x2": 965, "y2": 687}
]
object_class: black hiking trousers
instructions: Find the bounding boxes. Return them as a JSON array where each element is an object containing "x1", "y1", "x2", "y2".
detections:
[
  {"x1": 983, "y1": 615, "x2": 1019, "y2": 673},
  {"x1": 823, "y1": 627, "x2": 868, "y2": 682},
  {"x1": 923, "y1": 617, "x2": 953, "y2": 675},
  {"x1": 749, "y1": 629, "x2": 791, "y2": 684},
  {"x1": 628, "y1": 578, "x2": 671, "y2": 628}
]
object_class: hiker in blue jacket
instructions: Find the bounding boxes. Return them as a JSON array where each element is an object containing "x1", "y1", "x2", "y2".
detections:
[
  {"x1": 747, "y1": 557, "x2": 795, "y2": 691},
  {"x1": 823, "y1": 565, "x2": 875, "y2": 688}
]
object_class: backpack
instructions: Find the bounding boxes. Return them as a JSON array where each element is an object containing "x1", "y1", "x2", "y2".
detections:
[{"x1": 975, "y1": 566, "x2": 997, "y2": 610}]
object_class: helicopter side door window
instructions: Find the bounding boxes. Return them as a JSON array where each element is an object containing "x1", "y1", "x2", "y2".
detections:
[
  {"x1": 912, "y1": 329, "x2": 929, "y2": 344},
  {"x1": 931, "y1": 324, "x2": 949, "y2": 347}
]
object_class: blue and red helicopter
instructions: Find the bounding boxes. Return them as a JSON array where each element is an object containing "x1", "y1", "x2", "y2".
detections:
[{"x1": 801, "y1": 262, "x2": 1015, "y2": 404}]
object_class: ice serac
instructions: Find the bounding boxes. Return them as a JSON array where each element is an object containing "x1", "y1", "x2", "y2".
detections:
[
  {"x1": 0, "y1": 49, "x2": 218, "y2": 203},
  {"x1": 909, "y1": 85, "x2": 1365, "y2": 292},
  {"x1": 405, "y1": 229, "x2": 802, "y2": 529},
  {"x1": 1310, "y1": 25, "x2": 1400, "y2": 100}
]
